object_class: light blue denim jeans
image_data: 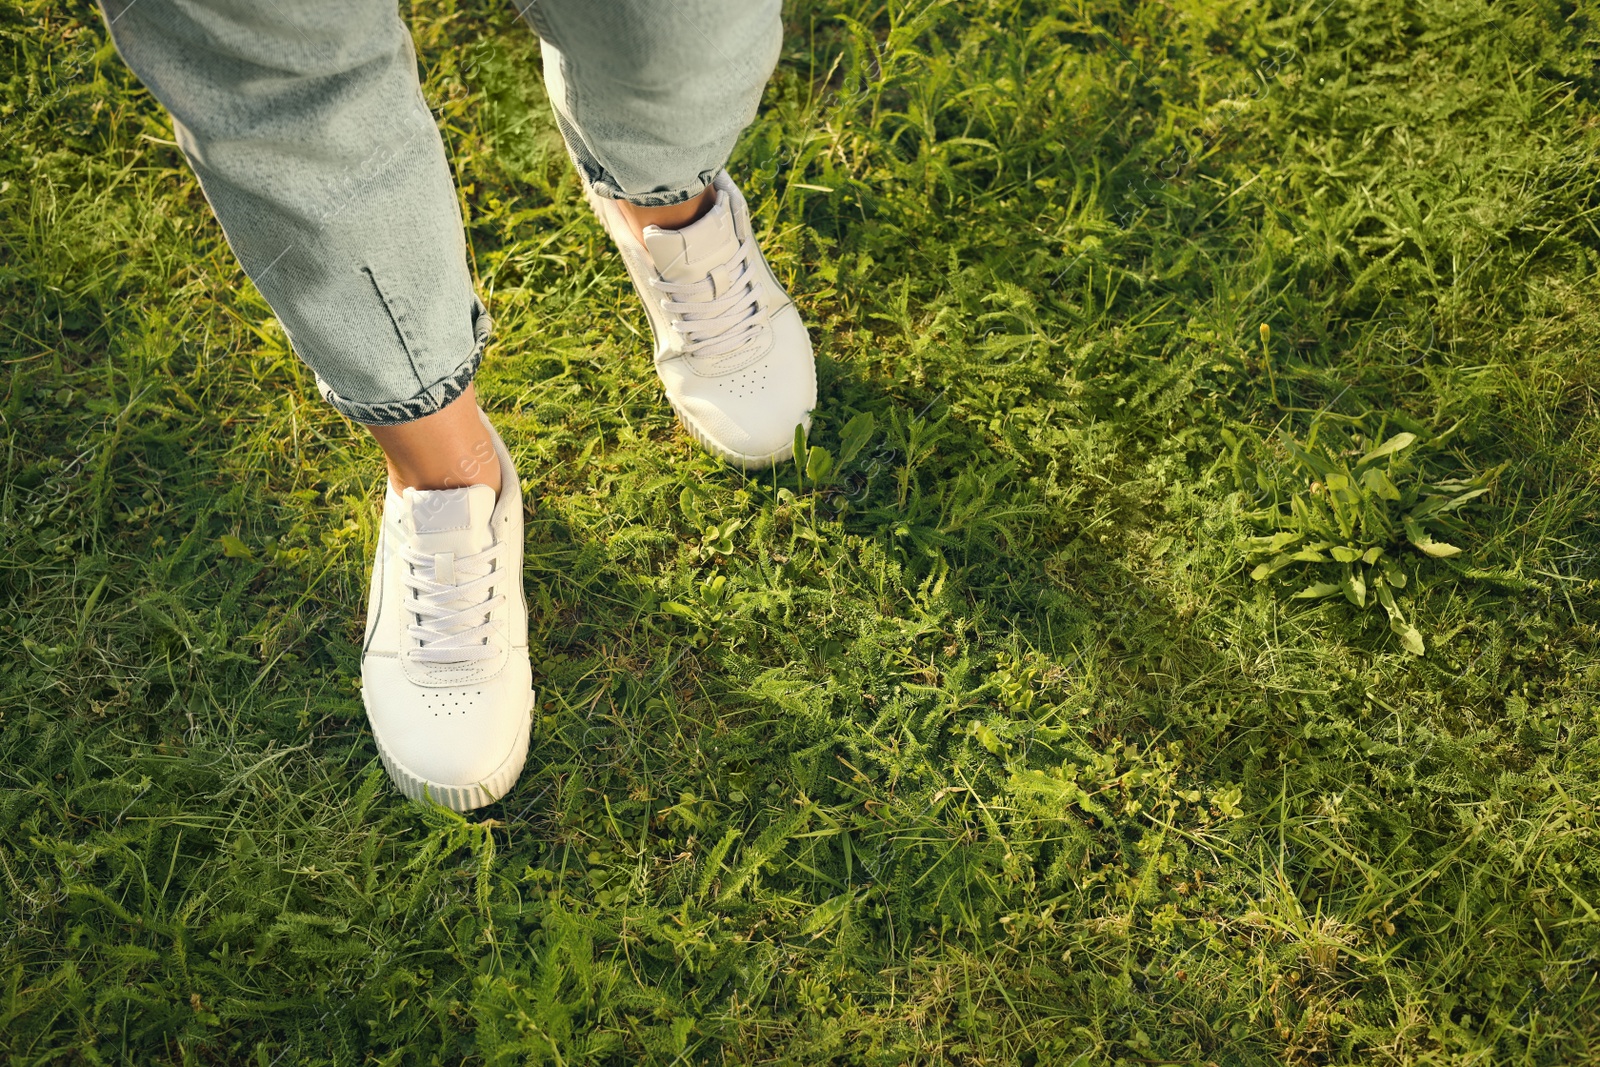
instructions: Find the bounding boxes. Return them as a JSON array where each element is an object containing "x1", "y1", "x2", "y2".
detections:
[{"x1": 97, "y1": 0, "x2": 783, "y2": 424}]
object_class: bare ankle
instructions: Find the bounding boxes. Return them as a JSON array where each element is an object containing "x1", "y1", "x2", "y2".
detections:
[
  {"x1": 615, "y1": 184, "x2": 717, "y2": 244},
  {"x1": 367, "y1": 384, "x2": 502, "y2": 494}
]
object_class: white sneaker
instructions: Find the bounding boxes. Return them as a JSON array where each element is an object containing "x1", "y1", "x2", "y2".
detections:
[
  {"x1": 590, "y1": 171, "x2": 817, "y2": 469},
  {"x1": 360, "y1": 414, "x2": 533, "y2": 811}
]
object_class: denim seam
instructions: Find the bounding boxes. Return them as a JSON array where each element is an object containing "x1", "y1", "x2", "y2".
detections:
[
  {"x1": 317, "y1": 297, "x2": 490, "y2": 425},
  {"x1": 361, "y1": 264, "x2": 428, "y2": 392},
  {"x1": 514, "y1": 0, "x2": 557, "y2": 48}
]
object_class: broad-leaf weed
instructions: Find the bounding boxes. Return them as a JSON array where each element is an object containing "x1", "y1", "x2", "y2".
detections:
[{"x1": 1228, "y1": 419, "x2": 1500, "y2": 655}]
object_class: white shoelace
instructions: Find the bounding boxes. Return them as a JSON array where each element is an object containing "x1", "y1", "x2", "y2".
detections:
[
  {"x1": 652, "y1": 232, "x2": 768, "y2": 365},
  {"x1": 400, "y1": 542, "x2": 505, "y2": 664}
]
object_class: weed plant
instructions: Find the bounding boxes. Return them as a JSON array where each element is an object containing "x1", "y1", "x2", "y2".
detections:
[
  {"x1": 2, "y1": 0, "x2": 1599, "y2": 1063},
  {"x1": 1233, "y1": 417, "x2": 1505, "y2": 655}
]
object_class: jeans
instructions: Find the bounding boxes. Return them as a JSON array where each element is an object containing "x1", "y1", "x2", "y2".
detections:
[{"x1": 96, "y1": 0, "x2": 783, "y2": 425}]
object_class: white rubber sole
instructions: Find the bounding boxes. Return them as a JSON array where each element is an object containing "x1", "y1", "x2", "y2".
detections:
[
  {"x1": 368, "y1": 689, "x2": 535, "y2": 812},
  {"x1": 666, "y1": 396, "x2": 806, "y2": 471}
]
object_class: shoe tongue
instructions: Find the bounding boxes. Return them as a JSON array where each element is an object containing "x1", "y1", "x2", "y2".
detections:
[
  {"x1": 404, "y1": 484, "x2": 497, "y2": 556},
  {"x1": 643, "y1": 191, "x2": 738, "y2": 286}
]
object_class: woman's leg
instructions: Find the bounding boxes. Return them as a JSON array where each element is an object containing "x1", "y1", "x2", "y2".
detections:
[
  {"x1": 515, "y1": 0, "x2": 817, "y2": 469},
  {"x1": 98, "y1": 0, "x2": 496, "y2": 473},
  {"x1": 515, "y1": 0, "x2": 783, "y2": 208},
  {"x1": 99, "y1": 0, "x2": 530, "y2": 812}
]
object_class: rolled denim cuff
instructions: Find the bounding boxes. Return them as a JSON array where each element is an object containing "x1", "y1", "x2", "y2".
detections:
[
  {"x1": 550, "y1": 110, "x2": 717, "y2": 208},
  {"x1": 317, "y1": 297, "x2": 490, "y2": 426},
  {"x1": 590, "y1": 169, "x2": 719, "y2": 208}
]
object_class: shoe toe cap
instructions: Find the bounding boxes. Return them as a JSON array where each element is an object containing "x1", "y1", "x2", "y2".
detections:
[
  {"x1": 362, "y1": 659, "x2": 531, "y2": 789},
  {"x1": 674, "y1": 390, "x2": 813, "y2": 464},
  {"x1": 667, "y1": 308, "x2": 817, "y2": 466}
]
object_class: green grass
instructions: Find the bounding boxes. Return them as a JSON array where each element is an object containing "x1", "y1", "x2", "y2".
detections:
[{"x1": 4, "y1": 0, "x2": 1600, "y2": 1062}]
